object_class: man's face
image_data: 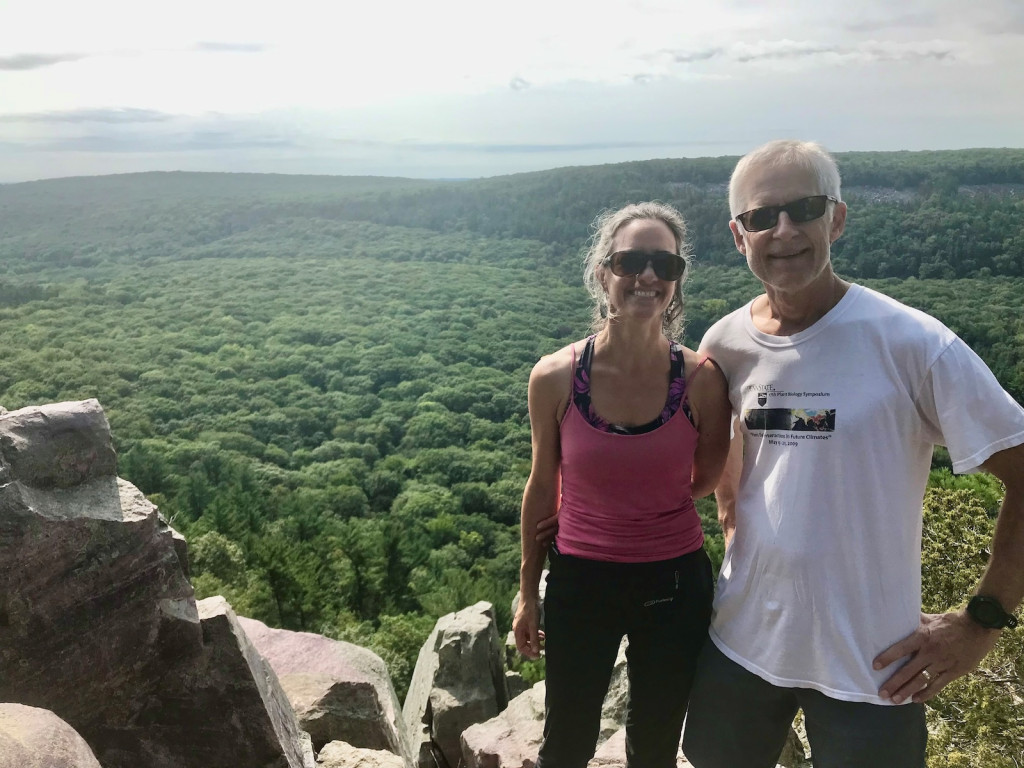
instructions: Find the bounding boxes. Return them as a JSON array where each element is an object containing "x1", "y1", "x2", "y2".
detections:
[{"x1": 729, "y1": 163, "x2": 847, "y2": 296}]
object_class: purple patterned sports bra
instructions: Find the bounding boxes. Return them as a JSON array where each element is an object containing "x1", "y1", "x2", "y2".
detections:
[{"x1": 572, "y1": 335, "x2": 694, "y2": 434}]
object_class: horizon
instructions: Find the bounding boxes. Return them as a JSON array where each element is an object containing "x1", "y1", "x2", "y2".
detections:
[
  {"x1": 4, "y1": 145, "x2": 1024, "y2": 188},
  {"x1": 3, "y1": 0, "x2": 1023, "y2": 184}
]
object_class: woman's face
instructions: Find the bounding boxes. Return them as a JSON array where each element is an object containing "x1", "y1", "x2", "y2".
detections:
[{"x1": 601, "y1": 218, "x2": 678, "y2": 324}]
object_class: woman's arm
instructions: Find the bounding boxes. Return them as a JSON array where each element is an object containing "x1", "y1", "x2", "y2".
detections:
[
  {"x1": 686, "y1": 356, "x2": 732, "y2": 500},
  {"x1": 513, "y1": 351, "x2": 569, "y2": 659}
]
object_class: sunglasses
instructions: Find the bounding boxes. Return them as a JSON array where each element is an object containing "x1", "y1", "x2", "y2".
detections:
[
  {"x1": 735, "y1": 195, "x2": 839, "y2": 232},
  {"x1": 607, "y1": 250, "x2": 687, "y2": 281}
]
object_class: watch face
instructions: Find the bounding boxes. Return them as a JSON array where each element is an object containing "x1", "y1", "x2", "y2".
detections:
[
  {"x1": 974, "y1": 601, "x2": 1001, "y2": 625},
  {"x1": 969, "y1": 596, "x2": 1015, "y2": 629}
]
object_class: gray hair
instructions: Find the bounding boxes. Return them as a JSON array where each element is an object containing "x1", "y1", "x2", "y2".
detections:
[
  {"x1": 582, "y1": 201, "x2": 692, "y2": 339},
  {"x1": 729, "y1": 140, "x2": 842, "y2": 219}
]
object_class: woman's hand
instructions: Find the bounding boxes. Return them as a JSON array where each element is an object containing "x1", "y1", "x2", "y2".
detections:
[{"x1": 513, "y1": 597, "x2": 545, "y2": 659}]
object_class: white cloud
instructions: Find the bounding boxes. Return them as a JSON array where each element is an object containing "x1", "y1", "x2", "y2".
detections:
[{"x1": 0, "y1": 0, "x2": 1021, "y2": 181}]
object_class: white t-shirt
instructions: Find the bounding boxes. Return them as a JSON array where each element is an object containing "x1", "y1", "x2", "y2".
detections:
[{"x1": 700, "y1": 284, "x2": 1024, "y2": 703}]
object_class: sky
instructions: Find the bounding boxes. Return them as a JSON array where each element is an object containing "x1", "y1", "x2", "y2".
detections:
[{"x1": 2, "y1": 0, "x2": 1023, "y2": 183}]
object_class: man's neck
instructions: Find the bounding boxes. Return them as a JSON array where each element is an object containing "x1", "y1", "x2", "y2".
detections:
[{"x1": 753, "y1": 276, "x2": 850, "y2": 336}]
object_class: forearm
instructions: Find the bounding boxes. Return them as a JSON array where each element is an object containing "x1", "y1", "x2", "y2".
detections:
[
  {"x1": 519, "y1": 481, "x2": 555, "y2": 599},
  {"x1": 972, "y1": 444, "x2": 1024, "y2": 611},
  {"x1": 974, "y1": 483, "x2": 1024, "y2": 611},
  {"x1": 714, "y1": 416, "x2": 743, "y2": 547}
]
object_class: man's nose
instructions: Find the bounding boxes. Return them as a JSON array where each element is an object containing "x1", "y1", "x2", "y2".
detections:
[{"x1": 773, "y1": 210, "x2": 800, "y2": 236}]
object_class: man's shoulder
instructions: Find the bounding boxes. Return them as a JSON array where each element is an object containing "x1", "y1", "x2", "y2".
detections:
[
  {"x1": 701, "y1": 303, "x2": 751, "y2": 349},
  {"x1": 849, "y1": 285, "x2": 954, "y2": 340}
]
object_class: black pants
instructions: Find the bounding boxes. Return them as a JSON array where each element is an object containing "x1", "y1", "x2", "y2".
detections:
[{"x1": 536, "y1": 546, "x2": 714, "y2": 768}]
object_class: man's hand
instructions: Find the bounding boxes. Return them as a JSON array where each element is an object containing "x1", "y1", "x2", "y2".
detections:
[
  {"x1": 535, "y1": 511, "x2": 558, "y2": 546},
  {"x1": 874, "y1": 610, "x2": 1001, "y2": 703},
  {"x1": 513, "y1": 597, "x2": 544, "y2": 660}
]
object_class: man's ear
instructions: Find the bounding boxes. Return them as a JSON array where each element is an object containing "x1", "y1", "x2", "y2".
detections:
[
  {"x1": 830, "y1": 201, "x2": 848, "y2": 243},
  {"x1": 729, "y1": 220, "x2": 747, "y2": 256}
]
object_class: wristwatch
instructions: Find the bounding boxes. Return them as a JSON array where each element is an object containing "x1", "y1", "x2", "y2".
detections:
[{"x1": 966, "y1": 595, "x2": 1019, "y2": 630}]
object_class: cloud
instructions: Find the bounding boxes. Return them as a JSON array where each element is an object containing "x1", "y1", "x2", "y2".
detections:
[
  {"x1": 509, "y1": 77, "x2": 530, "y2": 91},
  {"x1": 664, "y1": 39, "x2": 959, "y2": 66},
  {"x1": 0, "y1": 52, "x2": 87, "y2": 71},
  {"x1": 671, "y1": 48, "x2": 725, "y2": 64},
  {"x1": 193, "y1": 42, "x2": 269, "y2": 53},
  {"x1": 36, "y1": 131, "x2": 295, "y2": 153},
  {"x1": 0, "y1": 108, "x2": 175, "y2": 124}
]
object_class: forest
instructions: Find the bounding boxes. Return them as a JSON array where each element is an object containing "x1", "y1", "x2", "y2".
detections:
[{"x1": 1, "y1": 147, "x2": 1022, "y2": 765}]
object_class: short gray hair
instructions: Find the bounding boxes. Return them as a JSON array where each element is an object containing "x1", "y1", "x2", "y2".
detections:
[
  {"x1": 729, "y1": 140, "x2": 842, "y2": 219},
  {"x1": 581, "y1": 201, "x2": 692, "y2": 339}
]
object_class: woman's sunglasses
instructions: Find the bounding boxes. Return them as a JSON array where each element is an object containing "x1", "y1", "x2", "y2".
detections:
[
  {"x1": 607, "y1": 250, "x2": 687, "y2": 282},
  {"x1": 735, "y1": 195, "x2": 839, "y2": 232}
]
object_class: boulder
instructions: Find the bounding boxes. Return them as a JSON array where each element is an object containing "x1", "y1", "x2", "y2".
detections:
[
  {"x1": 403, "y1": 601, "x2": 509, "y2": 768},
  {"x1": 317, "y1": 740, "x2": 406, "y2": 768},
  {"x1": 462, "y1": 639, "x2": 629, "y2": 768},
  {"x1": 239, "y1": 615, "x2": 412, "y2": 765},
  {"x1": 586, "y1": 728, "x2": 693, "y2": 767},
  {"x1": 0, "y1": 703, "x2": 102, "y2": 768},
  {"x1": 460, "y1": 682, "x2": 545, "y2": 768},
  {"x1": 145, "y1": 595, "x2": 316, "y2": 768},
  {"x1": 0, "y1": 400, "x2": 312, "y2": 768}
]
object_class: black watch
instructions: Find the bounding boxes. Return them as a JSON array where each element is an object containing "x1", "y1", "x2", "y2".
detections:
[{"x1": 966, "y1": 595, "x2": 1018, "y2": 630}]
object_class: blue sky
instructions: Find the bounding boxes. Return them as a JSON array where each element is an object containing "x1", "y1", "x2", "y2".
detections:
[{"x1": 2, "y1": 0, "x2": 1023, "y2": 182}]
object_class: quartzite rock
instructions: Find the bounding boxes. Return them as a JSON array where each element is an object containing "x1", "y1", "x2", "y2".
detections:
[
  {"x1": 404, "y1": 601, "x2": 509, "y2": 768},
  {"x1": 462, "y1": 639, "x2": 628, "y2": 768},
  {"x1": 0, "y1": 704, "x2": 102, "y2": 768},
  {"x1": 239, "y1": 615, "x2": 413, "y2": 765},
  {"x1": 0, "y1": 400, "x2": 312, "y2": 768},
  {"x1": 460, "y1": 682, "x2": 545, "y2": 768},
  {"x1": 317, "y1": 740, "x2": 406, "y2": 768}
]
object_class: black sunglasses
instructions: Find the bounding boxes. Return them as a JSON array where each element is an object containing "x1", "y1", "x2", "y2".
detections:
[
  {"x1": 735, "y1": 195, "x2": 839, "y2": 232},
  {"x1": 607, "y1": 250, "x2": 687, "y2": 281}
]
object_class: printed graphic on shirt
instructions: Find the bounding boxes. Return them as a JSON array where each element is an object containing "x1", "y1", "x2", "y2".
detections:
[{"x1": 743, "y1": 408, "x2": 835, "y2": 432}]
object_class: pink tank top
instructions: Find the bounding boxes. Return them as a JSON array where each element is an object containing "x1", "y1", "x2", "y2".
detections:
[{"x1": 555, "y1": 344, "x2": 705, "y2": 563}]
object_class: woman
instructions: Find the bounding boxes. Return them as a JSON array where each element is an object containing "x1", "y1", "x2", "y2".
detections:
[{"x1": 512, "y1": 202, "x2": 731, "y2": 768}]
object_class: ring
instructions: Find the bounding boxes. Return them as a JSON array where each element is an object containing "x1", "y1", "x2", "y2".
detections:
[{"x1": 921, "y1": 669, "x2": 932, "y2": 683}]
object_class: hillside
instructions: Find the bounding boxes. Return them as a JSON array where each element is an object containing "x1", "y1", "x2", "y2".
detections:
[{"x1": 0, "y1": 151, "x2": 1022, "y2": 732}]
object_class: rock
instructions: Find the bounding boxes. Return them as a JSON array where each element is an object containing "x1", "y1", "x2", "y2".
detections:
[
  {"x1": 0, "y1": 703, "x2": 102, "y2": 768},
  {"x1": 239, "y1": 615, "x2": 412, "y2": 765},
  {"x1": 597, "y1": 639, "x2": 629, "y2": 744},
  {"x1": 461, "y1": 682, "x2": 545, "y2": 768},
  {"x1": 462, "y1": 639, "x2": 629, "y2": 768},
  {"x1": 404, "y1": 601, "x2": 509, "y2": 768},
  {"x1": 0, "y1": 400, "x2": 312, "y2": 768},
  {"x1": 150, "y1": 595, "x2": 315, "y2": 768},
  {"x1": 777, "y1": 723, "x2": 810, "y2": 768},
  {"x1": 317, "y1": 741, "x2": 406, "y2": 768},
  {"x1": 505, "y1": 671, "x2": 530, "y2": 701},
  {"x1": 586, "y1": 728, "x2": 693, "y2": 767}
]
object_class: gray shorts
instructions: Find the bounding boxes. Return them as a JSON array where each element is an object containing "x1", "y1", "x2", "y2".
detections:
[{"x1": 682, "y1": 641, "x2": 926, "y2": 768}]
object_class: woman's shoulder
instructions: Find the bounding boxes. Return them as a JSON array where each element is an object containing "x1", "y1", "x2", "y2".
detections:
[{"x1": 531, "y1": 338, "x2": 588, "y2": 380}]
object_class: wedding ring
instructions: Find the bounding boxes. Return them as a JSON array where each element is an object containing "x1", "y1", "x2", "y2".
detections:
[{"x1": 921, "y1": 669, "x2": 932, "y2": 683}]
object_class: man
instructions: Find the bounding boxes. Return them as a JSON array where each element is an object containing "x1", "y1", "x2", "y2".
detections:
[{"x1": 681, "y1": 140, "x2": 1024, "y2": 767}]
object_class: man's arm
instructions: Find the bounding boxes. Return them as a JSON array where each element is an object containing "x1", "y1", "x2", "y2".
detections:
[
  {"x1": 874, "y1": 441, "x2": 1024, "y2": 703},
  {"x1": 714, "y1": 416, "x2": 744, "y2": 548},
  {"x1": 688, "y1": 358, "x2": 733, "y2": 500}
]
